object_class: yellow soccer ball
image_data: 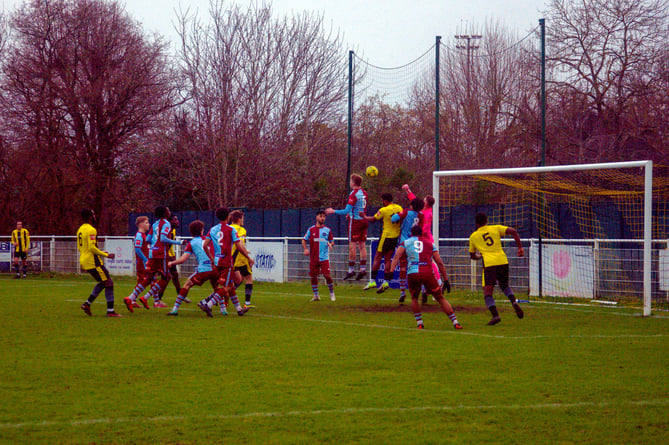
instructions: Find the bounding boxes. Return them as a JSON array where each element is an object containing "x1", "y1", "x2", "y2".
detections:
[{"x1": 366, "y1": 165, "x2": 378, "y2": 178}]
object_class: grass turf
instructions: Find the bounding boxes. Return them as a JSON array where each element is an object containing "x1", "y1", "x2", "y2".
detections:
[{"x1": 0, "y1": 275, "x2": 667, "y2": 444}]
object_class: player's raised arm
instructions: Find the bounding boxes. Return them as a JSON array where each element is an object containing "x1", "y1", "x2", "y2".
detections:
[
  {"x1": 402, "y1": 184, "x2": 416, "y2": 201},
  {"x1": 332, "y1": 203, "x2": 354, "y2": 216}
]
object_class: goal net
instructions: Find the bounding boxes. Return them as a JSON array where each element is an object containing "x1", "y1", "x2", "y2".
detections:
[{"x1": 433, "y1": 161, "x2": 669, "y2": 316}]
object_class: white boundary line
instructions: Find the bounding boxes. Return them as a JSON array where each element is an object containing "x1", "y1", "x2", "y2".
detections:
[
  {"x1": 63, "y1": 296, "x2": 669, "y2": 339},
  {"x1": 2, "y1": 398, "x2": 668, "y2": 429},
  {"x1": 14, "y1": 279, "x2": 669, "y2": 317},
  {"x1": 259, "y1": 291, "x2": 669, "y2": 319},
  {"x1": 256, "y1": 313, "x2": 669, "y2": 340}
]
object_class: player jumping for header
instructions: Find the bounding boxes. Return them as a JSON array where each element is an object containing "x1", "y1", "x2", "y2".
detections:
[{"x1": 325, "y1": 173, "x2": 369, "y2": 281}]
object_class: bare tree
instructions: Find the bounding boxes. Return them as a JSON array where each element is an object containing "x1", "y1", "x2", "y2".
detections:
[
  {"x1": 175, "y1": 0, "x2": 347, "y2": 208},
  {"x1": 0, "y1": 9, "x2": 6, "y2": 56},
  {"x1": 397, "y1": 21, "x2": 539, "y2": 174},
  {"x1": 544, "y1": 0, "x2": 669, "y2": 163},
  {"x1": 0, "y1": 0, "x2": 176, "y2": 233}
]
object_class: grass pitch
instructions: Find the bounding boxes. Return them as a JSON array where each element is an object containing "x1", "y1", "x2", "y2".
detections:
[{"x1": 0, "y1": 275, "x2": 667, "y2": 444}]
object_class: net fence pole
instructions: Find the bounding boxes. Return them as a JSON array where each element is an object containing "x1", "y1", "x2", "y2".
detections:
[
  {"x1": 435, "y1": 35, "x2": 441, "y2": 171},
  {"x1": 540, "y1": 18, "x2": 546, "y2": 167},
  {"x1": 433, "y1": 172, "x2": 440, "y2": 248},
  {"x1": 539, "y1": 18, "x2": 546, "y2": 298},
  {"x1": 346, "y1": 50, "x2": 354, "y2": 192}
]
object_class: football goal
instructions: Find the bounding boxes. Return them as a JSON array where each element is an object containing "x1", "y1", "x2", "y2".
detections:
[{"x1": 433, "y1": 160, "x2": 669, "y2": 316}]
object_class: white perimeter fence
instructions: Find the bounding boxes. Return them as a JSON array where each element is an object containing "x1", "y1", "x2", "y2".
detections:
[{"x1": 2, "y1": 236, "x2": 669, "y2": 305}]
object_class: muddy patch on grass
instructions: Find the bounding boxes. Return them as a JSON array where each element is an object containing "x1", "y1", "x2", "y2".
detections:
[{"x1": 359, "y1": 304, "x2": 487, "y2": 314}]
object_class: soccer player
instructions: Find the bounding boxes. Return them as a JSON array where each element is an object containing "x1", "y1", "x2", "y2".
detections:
[
  {"x1": 391, "y1": 198, "x2": 425, "y2": 302},
  {"x1": 402, "y1": 184, "x2": 440, "y2": 303},
  {"x1": 77, "y1": 209, "x2": 121, "y2": 317},
  {"x1": 402, "y1": 184, "x2": 435, "y2": 242},
  {"x1": 167, "y1": 220, "x2": 219, "y2": 316},
  {"x1": 133, "y1": 216, "x2": 151, "y2": 285},
  {"x1": 198, "y1": 207, "x2": 254, "y2": 317},
  {"x1": 302, "y1": 210, "x2": 336, "y2": 301},
  {"x1": 359, "y1": 192, "x2": 402, "y2": 293},
  {"x1": 390, "y1": 226, "x2": 460, "y2": 330},
  {"x1": 325, "y1": 173, "x2": 369, "y2": 280},
  {"x1": 159, "y1": 214, "x2": 183, "y2": 302},
  {"x1": 10, "y1": 221, "x2": 30, "y2": 278},
  {"x1": 230, "y1": 210, "x2": 254, "y2": 307},
  {"x1": 469, "y1": 212, "x2": 525, "y2": 325},
  {"x1": 124, "y1": 206, "x2": 181, "y2": 312}
]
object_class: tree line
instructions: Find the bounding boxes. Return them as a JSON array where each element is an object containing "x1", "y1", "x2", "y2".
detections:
[{"x1": 1, "y1": 0, "x2": 667, "y2": 235}]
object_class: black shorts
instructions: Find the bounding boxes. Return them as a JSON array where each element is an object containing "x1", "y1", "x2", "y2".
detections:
[
  {"x1": 14, "y1": 251, "x2": 27, "y2": 260},
  {"x1": 483, "y1": 264, "x2": 509, "y2": 288},
  {"x1": 86, "y1": 265, "x2": 111, "y2": 283},
  {"x1": 378, "y1": 236, "x2": 398, "y2": 254},
  {"x1": 168, "y1": 255, "x2": 178, "y2": 274},
  {"x1": 235, "y1": 265, "x2": 252, "y2": 277}
]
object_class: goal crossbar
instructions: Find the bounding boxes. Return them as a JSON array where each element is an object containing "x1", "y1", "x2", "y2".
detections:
[{"x1": 432, "y1": 160, "x2": 653, "y2": 316}]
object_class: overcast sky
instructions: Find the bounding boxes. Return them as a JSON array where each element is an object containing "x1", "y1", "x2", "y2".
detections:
[{"x1": 3, "y1": 0, "x2": 547, "y2": 66}]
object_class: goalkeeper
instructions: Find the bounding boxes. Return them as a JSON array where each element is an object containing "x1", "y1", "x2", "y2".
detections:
[{"x1": 468, "y1": 212, "x2": 525, "y2": 325}]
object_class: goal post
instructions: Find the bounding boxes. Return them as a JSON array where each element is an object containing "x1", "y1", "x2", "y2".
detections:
[{"x1": 433, "y1": 161, "x2": 655, "y2": 316}]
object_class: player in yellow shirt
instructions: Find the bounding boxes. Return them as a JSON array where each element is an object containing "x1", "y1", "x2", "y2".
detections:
[
  {"x1": 468, "y1": 212, "x2": 524, "y2": 325},
  {"x1": 77, "y1": 209, "x2": 121, "y2": 317},
  {"x1": 157, "y1": 214, "x2": 183, "y2": 306},
  {"x1": 10, "y1": 221, "x2": 30, "y2": 278},
  {"x1": 359, "y1": 193, "x2": 403, "y2": 293},
  {"x1": 230, "y1": 210, "x2": 254, "y2": 307}
]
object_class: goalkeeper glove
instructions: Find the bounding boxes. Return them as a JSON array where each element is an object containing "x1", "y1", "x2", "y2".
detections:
[{"x1": 442, "y1": 279, "x2": 451, "y2": 293}]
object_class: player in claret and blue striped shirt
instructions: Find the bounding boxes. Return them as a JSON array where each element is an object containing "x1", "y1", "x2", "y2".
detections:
[
  {"x1": 325, "y1": 174, "x2": 369, "y2": 280},
  {"x1": 390, "y1": 225, "x2": 461, "y2": 330},
  {"x1": 124, "y1": 206, "x2": 181, "y2": 312},
  {"x1": 198, "y1": 207, "x2": 254, "y2": 317},
  {"x1": 167, "y1": 220, "x2": 219, "y2": 316},
  {"x1": 302, "y1": 210, "x2": 335, "y2": 301},
  {"x1": 391, "y1": 197, "x2": 425, "y2": 302},
  {"x1": 133, "y1": 216, "x2": 151, "y2": 285}
]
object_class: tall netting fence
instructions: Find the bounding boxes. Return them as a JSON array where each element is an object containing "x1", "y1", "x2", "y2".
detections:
[
  {"x1": 349, "y1": 45, "x2": 438, "y2": 194},
  {"x1": 348, "y1": 27, "x2": 540, "y2": 197}
]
